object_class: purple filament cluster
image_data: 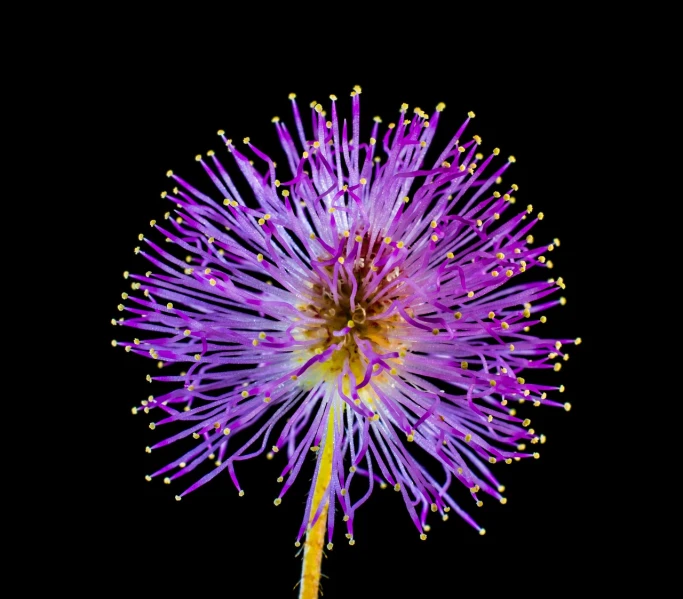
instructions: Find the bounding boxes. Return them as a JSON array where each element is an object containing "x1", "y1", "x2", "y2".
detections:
[{"x1": 114, "y1": 88, "x2": 576, "y2": 544}]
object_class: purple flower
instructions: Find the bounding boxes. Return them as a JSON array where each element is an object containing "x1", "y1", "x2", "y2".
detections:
[{"x1": 114, "y1": 87, "x2": 576, "y2": 549}]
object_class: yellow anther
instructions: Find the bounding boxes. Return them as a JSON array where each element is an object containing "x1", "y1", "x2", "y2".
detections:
[
  {"x1": 468, "y1": 111, "x2": 476, "y2": 118},
  {"x1": 338, "y1": 257, "x2": 345, "y2": 264},
  {"x1": 431, "y1": 234, "x2": 439, "y2": 242},
  {"x1": 540, "y1": 316, "x2": 547, "y2": 323},
  {"x1": 384, "y1": 236, "x2": 392, "y2": 244},
  {"x1": 489, "y1": 380, "x2": 496, "y2": 387},
  {"x1": 465, "y1": 434, "x2": 472, "y2": 442},
  {"x1": 257, "y1": 254, "x2": 264, "y2": 262},
  {"x1": 501, "y1": 322, "x2": 509, "y2": 329},
  {"x1": 461, "y1": 361, "x2": 468, "y2": 369},
  {"x1": 454, "y1": 311, "x2": 462, "y2": 320},
  {"x1": 430, "y1": 220, "x2": 438, "y2": 229}
]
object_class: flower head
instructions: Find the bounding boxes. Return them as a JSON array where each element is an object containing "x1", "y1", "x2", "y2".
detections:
[{"x1": 114, "y1": 87, "x2": 576, "y2": 546}]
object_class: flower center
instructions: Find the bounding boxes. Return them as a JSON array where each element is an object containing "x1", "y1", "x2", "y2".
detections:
[{"x1": 294, "y1": 238, "x2": 406, "y2": 386}]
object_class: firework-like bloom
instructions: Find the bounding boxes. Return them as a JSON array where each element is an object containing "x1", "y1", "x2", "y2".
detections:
[{"x1": 114, "y1": 87, "x2": 576, "y2": 565}]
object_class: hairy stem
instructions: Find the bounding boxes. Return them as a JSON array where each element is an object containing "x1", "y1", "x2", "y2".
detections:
[{"x1": 299, "y1": 409, "x2": 334, "y2": 599}]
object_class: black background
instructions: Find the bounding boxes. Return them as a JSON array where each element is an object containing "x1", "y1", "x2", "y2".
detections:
[{"x1": 93, "y1": 41, "x2": 613, "y2": 597}]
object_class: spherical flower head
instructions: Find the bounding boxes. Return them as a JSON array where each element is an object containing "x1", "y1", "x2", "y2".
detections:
[{"x1": 114, "y1": 88, "x2": 576, "y2": 546}]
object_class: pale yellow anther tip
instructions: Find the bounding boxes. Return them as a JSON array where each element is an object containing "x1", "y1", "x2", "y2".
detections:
[{"x1": 479, "y1": 528, "x2": 486, "y2": 536}]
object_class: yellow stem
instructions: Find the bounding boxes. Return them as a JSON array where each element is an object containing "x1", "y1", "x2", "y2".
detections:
[{"x1": 299, "y1": 409, "x2": 335, "y2": 599}]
